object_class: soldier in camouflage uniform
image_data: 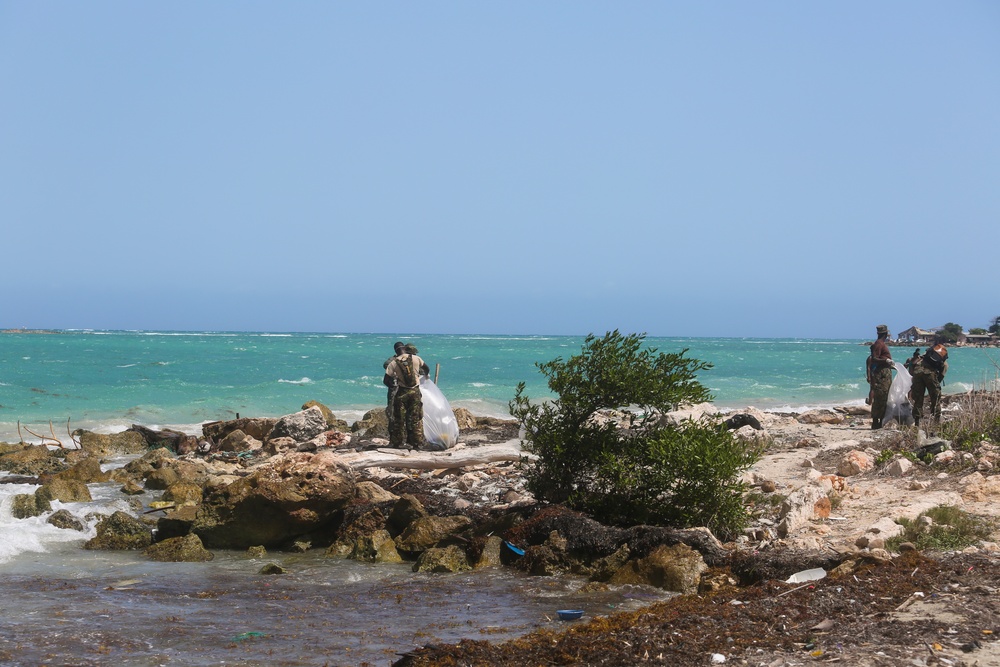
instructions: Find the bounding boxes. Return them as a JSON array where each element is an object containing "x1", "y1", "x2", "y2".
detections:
[
  {"x1": 383, "y1": 347, "x2": 428, "y2": 450},
  {"x1": 910, "y1": 344, "x2": 948, "y2": 428},
  {"x1": 383, "y1": 341, "x2": 406, "y2": 433},
  {"x1": 868, "y1": 324, "x2": 894, "y2": 430}
]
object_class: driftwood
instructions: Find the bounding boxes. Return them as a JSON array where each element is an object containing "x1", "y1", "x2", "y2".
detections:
[
  {"x1": 339, "y1": 440, "x2": 533, "y2": 470},
  {"x1": 18, "y1": 420, "x2": 64, "y2": 448}
]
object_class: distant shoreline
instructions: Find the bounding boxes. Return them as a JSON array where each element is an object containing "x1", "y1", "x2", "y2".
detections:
[{"x1": 0, "y1": 329, "x2": 62, "y2": 335}]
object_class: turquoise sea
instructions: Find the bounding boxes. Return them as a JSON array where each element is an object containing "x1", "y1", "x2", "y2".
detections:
[
  {"x1": 0, "y1": 331, "x2": 1000, "y2": 440},
  {"x1": 3, "y1": 330, "x2": 1000, "y2": 443}
]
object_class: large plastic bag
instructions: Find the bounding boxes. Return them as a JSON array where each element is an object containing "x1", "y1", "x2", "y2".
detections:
[
  {"x1": 420, "y1": 377, "x2": 459, "y2": 450},
  {"x1": 884, "y1": 361, "x2": 913, "y2": 426}
]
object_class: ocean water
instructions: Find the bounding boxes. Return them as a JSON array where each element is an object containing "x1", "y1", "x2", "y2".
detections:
[
  {"x1": 2, "y1": 330, "x2": 999, "y2": 665},
  {"x1": 2, "y1": 330, "x2": 999, "y2": 443}
]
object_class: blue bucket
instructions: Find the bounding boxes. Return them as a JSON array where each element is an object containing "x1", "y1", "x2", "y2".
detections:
[{"x1": 557, "y1": 609, "x2": 584, "y2": 621}]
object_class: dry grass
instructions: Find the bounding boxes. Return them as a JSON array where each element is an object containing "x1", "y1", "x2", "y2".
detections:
[{"x1": 941, "y1": 381, "x2": 1000, "y2": 449}]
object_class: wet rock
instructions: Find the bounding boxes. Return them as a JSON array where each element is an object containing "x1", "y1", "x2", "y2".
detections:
[
  {"x1": 120, "y1": 480, "x2": 145, "y2": 495},
  {"x1": 11, "y1": 492, "x2": 51, "y2": 519},
  {"x1": 259, "y1": 563, "x2": 286, "y2": 575},
  {"x1": 522, "y1": 544, "x2": 564, "y2": 575},
  {"x1": 394, "y1": 515, "x2": 473, "y2": 554},
  {"x1": 36, "y1": 478, "x2": 92, "y2": 503},
  {"x1": 413, "y1": 545, "x2": 471, "y2": 573},
  {"x1": 192, "y1": 451, "x2": 355, "y2": 549},
  {"x1": 247, "y1": 545, "x2": 267, "y2": 558},
  {"x1": 49, "y1": 456, "x2": 109, "y2": 484},
  {"x1": 608, "y1": 543, "x2": 707, "y2": 594},
  {"x1": 473, "y1": 535, "x2": 503, "y2": 568},
  {"x1": 0, "y1": 445, "x2": 65, "y2": 476},
  {"x1": 145, "y1": 534, "x2": 214, "y2": 562},
  {"x1": 349, "y1": 529, "x2": 403, "y2": 563},
  {"x1": 76, "y1": 430, "x2": 148, "y2": 456},
  {"x1": 47, "y1": 509, "x2": 85, "y2": 531},
  {"x1": 116, "y1": 447, "x2": 175, "y2": 480},
  {"x1": 84, "y1": 511, "x2": 153, "y2": 550},
  {"x1": 329, "y1": 507, "x2": 389, "y2": 557},
  {"x1": 387, "y1": 494, "x2": 429, "y2": 536},
  {"x1": 589, "y1": 544, "x2": 633, "y2": 582},
  {"x1": 144, "y1": 467, "x2": 181, "y2": 490},
  {"x1": 156, "y1": 505, "x2": 199, "y2": 540},
  {"x1": 161, "y1": 482, "x2": 203, "y2": 506}
]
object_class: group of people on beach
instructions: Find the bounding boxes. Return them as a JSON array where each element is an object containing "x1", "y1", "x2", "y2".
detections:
[
  {"x1": 382, "y1": 341, "x2": 430, "y2": 449},
  {"x1": 867, "y1": 324, "x2": 949, "y2": 430}
]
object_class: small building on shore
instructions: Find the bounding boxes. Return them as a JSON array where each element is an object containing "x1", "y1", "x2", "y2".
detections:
[
  {"x1": 896, "y1": 326, "x2": 935, "y2": 344},
  {"x1": 963, "y1": 333, "x2": 998, "y2": 346}
]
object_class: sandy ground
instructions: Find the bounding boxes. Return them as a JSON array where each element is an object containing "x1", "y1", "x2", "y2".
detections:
[{"x1": 745, "y1": 407, "x2": 1000, "y2": 552}]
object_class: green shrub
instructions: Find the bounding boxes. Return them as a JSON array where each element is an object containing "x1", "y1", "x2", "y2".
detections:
[
  {"x1": 887, "y1": 505, "x2": 995, "y2": 551},
  {"x1": 510, "y1": 330, "x2": 762, "y2": 540}
]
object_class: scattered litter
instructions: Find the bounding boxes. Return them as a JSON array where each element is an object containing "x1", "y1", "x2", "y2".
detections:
[
  {"x1": 232, "y1": 632, "x2": 266, "y2": 642},
  {"x1": 557, "y1": 609, "x2": 584, "y2": 621},
  {"x1": 786, "y1": 568, "x2": 826, "y2": 584},
  {"x1": 710, "y1": 653, "x2": 726, "y2": 664},
  {"x1": 503, "y1": 541, "x2": 525, "y2": 556}
]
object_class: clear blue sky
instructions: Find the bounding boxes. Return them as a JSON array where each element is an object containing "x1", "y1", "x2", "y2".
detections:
[{"x1": 2, "y1": 3, "x2": 998, "y2": 338}]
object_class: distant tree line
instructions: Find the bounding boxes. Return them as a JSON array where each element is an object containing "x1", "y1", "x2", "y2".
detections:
[{"x1": 936, "y1": 316, "x2": 1000, "y2": 344}]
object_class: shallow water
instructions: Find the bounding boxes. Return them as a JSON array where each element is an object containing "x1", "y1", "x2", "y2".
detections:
[
  {"x1": 0, "y1": 476, "x2": 668, "y2": 666},
  {"x1": 0, "y1": 549, "x2": 665, "y2": 667}
]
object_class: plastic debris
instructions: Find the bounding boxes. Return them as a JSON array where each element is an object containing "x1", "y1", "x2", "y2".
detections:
[
  {"x1": 785, "y1": 568, "x2": 827, "y2": 584},
  {"x1": 420, "y1": 378, "x2": 459, "y2": 449},
  {"x1": 503, "y1": 541, "x2": 525, "y2": 556}
]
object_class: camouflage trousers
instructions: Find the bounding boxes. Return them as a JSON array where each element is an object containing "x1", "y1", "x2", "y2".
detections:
[
  {"x1": 910, "y1": 364, "x2": 941, "y2": 425},
  {"x1": 870, "y1": 366, "x2": 892, "y2": 423},
  {"x1": 390, "y1": 386, "x2": 425, "y2": 449}
]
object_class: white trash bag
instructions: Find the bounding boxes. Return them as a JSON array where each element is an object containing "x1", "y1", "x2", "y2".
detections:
[
  {"x1": 884, "y1": 361, "x2": 913, "y2": 426},
  {"x1": 420, "y1": 377, "x2": 459, "y2": 450}
]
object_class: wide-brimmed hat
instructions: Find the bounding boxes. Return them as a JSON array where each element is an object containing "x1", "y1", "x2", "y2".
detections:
[{"x1": 876, "y1": 324, "x2": 889, "y2": 334}]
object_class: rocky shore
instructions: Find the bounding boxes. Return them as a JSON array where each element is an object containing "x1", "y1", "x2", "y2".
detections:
[{"x1": 4, "y1": 395, "x2": 1000, "y2": 666}]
